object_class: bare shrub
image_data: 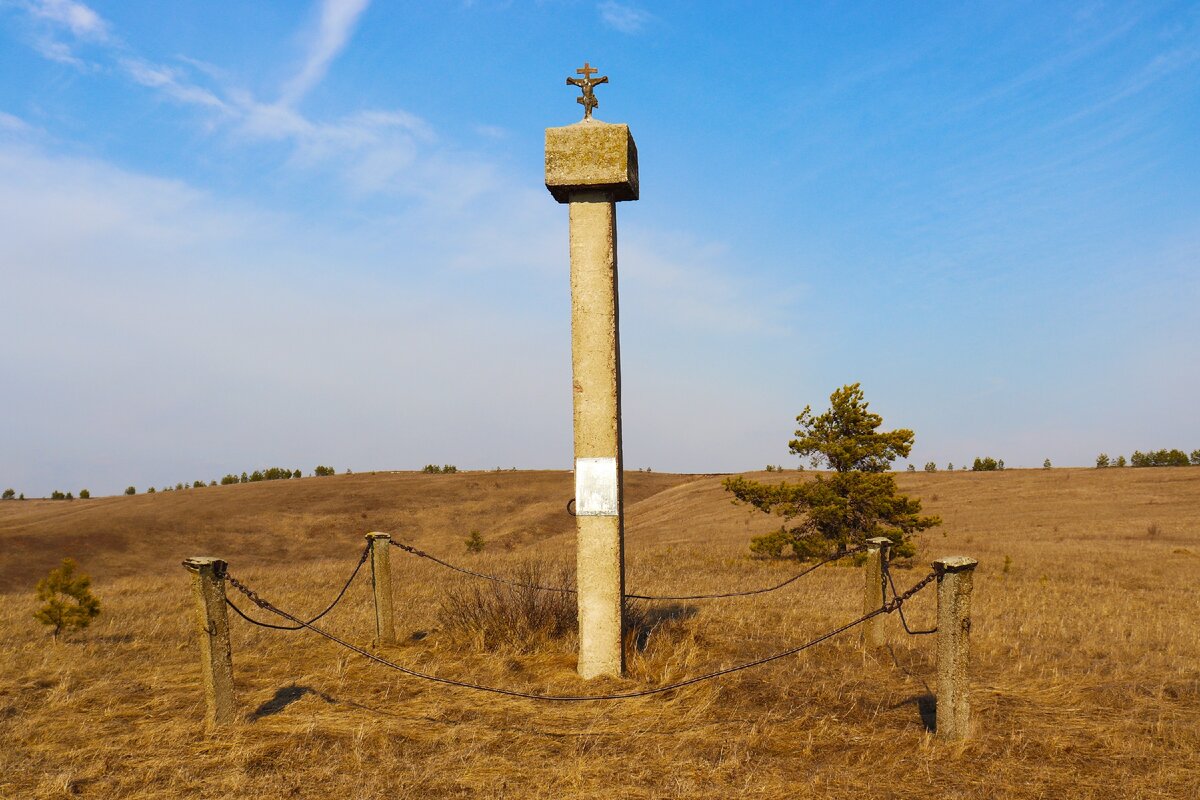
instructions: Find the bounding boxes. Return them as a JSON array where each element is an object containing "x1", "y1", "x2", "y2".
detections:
[
  {"x1": 437, "y1": 561, "x2": 668, "y2": 657},
  {"x1": 1147, "y1": 522, "x2": 1160, "y2": 538},
  {"x1": 438, "y1": 560, "x2": 577, "y2": 651}
]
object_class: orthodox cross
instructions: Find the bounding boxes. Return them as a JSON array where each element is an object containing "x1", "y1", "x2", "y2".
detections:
[{"x1": 566, "y1": 62, "x2": 608, "y2": 120}]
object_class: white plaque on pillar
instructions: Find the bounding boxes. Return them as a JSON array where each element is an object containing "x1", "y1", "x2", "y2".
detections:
[{"x1": 575, "y1": 457, "x2": 619, "y2": 516}]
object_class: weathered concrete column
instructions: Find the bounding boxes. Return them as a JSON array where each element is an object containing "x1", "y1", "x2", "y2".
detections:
[
  {"x1": 546, "y1": 115, "x2": 639, "y2": 679},
  {"x1": 366, "y1": 532, "x2": 395, "y2": 646},
  {"x1": 182, "y1": 557, "x2": 235, "y2": 730},
  {"x1": 862, "y1": 537, "x2": 892, "y2": 649},
  {"x1": 933, "y1": 555, "x2": 978, "y2": 740}
]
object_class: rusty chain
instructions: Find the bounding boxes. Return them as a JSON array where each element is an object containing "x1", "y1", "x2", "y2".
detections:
[
  {"x1": 223, "y1": 543, "x2": 370, "y2": 631},
  {"x1": 881, "y1": 556, "x2": 938, "y2": 635}
]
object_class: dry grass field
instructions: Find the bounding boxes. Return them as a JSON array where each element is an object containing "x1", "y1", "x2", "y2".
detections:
[{"x1": 2, "y1": 467, "x2": 1198, "y2": 799}]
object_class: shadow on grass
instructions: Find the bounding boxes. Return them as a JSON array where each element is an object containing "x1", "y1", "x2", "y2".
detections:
[
  {"x1": 916, "y1": 693, "x2": 937, "y2": 731},
  {"x1": 884, "y1": 642, "x2": 937, "y2": 731},
  {"x1": 251, "y1": 684, "x2": 337, "y2": 719},
  {"x1": 887, "y1": 692, "x2": 936, "y2": 732},
  {"x1": 628, "y1": 603, "x2": 697, "y2": 652}
]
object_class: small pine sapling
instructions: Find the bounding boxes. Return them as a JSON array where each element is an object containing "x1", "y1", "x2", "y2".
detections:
[
  {"x1": 465, "y1": 529, "x2": 486, "y2": 553},
  {"x1": 34, "y1": 558, "x2": 101, "y2": 640}
]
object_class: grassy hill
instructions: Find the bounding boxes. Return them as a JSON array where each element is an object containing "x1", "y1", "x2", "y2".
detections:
[
  {"x1": 0, "y1": 469, "x2": 693, "y2": 593},
  {"x1": 2, "y1": 467, "x2": 1198, "y2": 798}
]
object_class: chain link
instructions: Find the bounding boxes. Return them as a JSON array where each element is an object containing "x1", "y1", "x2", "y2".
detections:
[
  {"x1": 224, "y1": 543, "x2": 370, "y2": 631},
  {"x1": 879, "y1": 556, "x2": 938, "y2": 634},
  {"x1": 882, "y1": 569, "x2": 938, "y2": 617}
]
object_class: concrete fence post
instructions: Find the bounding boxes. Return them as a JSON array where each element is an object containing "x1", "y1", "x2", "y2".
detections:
[
  {"x1": 862, "y1": 537, "x2": 892, "y2": 649},
  {"x1": 183, "y1": 557, "x2": 235, "y2": 730},
  {"x1": 933, "y1": 555, "x2": 978, "y2": 740},
  {"x1": 366, "y1": 533, "x2": 395, "y2": 646},
  {"x1": 546, "y1": 113, "x2": 639, "y2": 680}
]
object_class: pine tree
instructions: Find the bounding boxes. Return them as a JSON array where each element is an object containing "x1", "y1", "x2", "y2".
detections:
[
  {"x1": 33, "y1": 559, "x2": 101, "y2": 640},
  {"x1": 724, "y1": 384, "x2": 940, "y2": 559}
]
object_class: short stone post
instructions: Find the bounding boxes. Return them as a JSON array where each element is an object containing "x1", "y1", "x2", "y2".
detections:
[
  {"x1": 366, "y1": 532, "x2": 395, "y2": 646},
  {"x1": 862, "y1": 537, "x2": 892, "y2": 648},
  {"x1": 183, "y1": 557, "x2": 235, "y2": 730},
  {"x1": 933, "y1": 555, "x2": 978, "y2": 740},
  {"x1": 546, "y1": 65, "x2": 639, "y2": 679}
]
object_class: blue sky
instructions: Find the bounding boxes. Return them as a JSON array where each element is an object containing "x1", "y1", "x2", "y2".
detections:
[{"x1": 1, "y1": 1, "x2": 1198, "y2": 495}]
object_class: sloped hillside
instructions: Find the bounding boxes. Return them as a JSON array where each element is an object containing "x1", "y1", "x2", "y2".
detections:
[{"x1": 0, "y1": 470, "x2": 692, "y2": 592}]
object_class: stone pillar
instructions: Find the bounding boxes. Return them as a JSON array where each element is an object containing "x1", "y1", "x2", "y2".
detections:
[
  {"x1": 182, "y1": 557, "x2": 235, "y2": 730},
  {"x1": 933, "y1": 555, "x2": 978, "y2": 740},
  {"x1": 366, "y1": 532, "x2": 395, "y2": 646},
  {"x1": 546, "y1": 120, "x2": 639, "y2": 679},
  {"x1": 862, "y1": 537, "x2": 892, "y2": 649}
]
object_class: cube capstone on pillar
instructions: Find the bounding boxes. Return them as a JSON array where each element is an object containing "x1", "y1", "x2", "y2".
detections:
[{"x1": 545, "y1": 121, "x2": 639, "y2": 204}]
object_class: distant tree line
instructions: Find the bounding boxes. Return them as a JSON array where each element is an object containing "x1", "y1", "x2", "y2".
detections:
[
  {"x1": 220, "y1": 467, "x2": 304, "y2": 485},
  {"x1": 423, "y1": 464, "x2": 459, "y2": 474},
  {"x1": 5, "y1": 488, "x2": 88, "y2": 501},
  {"x1": 9, "y1": 465, "x2": 345, "y2": 500},
  {"x1": 899, "y1": 449, "x2": 1200, "y2": 470},
  {"x1": 1098, "y1": 449, "x2": 1200, "y2": 468}
]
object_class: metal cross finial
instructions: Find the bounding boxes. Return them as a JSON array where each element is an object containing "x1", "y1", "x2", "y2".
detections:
[{"x1": 566, "y1": 61, "x2": 609, "y2": 120}]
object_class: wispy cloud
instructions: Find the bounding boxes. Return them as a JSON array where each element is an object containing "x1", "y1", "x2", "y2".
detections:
[
  {"x1": 25, "y1": 0, "x2": 109, "y2": 40},
  {"x1": 0, "y1": 111, "x2": 31, "y2": 133},
  {"x1": 598, "y1": 1, "x2": 651, "y2": 34},
  {"x1": 121, "y1": 58, "x2": 230, "y2": 111},
  {"x1": 31, "y1": 36, "x2": 84, "y2": 65},
  {"x1": 280, "y1": 0, "x2": 373, "y2": 106},
  {"x1": 15, "y1": 0, "x2": 443, "y2": 197},
  {"x1": 19, "y1": 0, "x2": 112, "y2": 66}
]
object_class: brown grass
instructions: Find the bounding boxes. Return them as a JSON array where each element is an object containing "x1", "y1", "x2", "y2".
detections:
[
  {"x1": 437, "y1": 560, "x2": 577, "y2": 651},
  {"x1": 2, "y1": 467, "x2": 1199, "y2": 798}
]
